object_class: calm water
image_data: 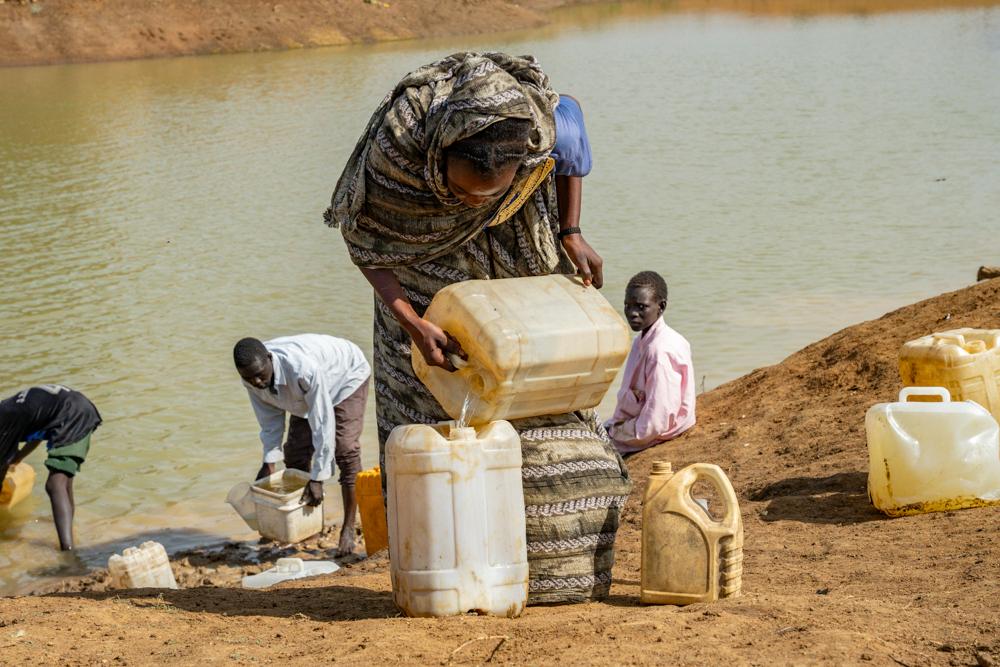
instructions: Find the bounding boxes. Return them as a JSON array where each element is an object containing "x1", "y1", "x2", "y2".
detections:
[{"x1": 1, "y1": 3, "x2": 998, "y2": 594}]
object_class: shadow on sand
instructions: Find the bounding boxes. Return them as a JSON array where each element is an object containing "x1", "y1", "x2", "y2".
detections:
[{"x1": 750, "y1": 471, "x2": 886, "y2": 525}]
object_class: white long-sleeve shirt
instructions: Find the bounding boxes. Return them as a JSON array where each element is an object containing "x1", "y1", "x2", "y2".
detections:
[{"x1": 244, "y1": 334, "x2": 370, "y2": 481}]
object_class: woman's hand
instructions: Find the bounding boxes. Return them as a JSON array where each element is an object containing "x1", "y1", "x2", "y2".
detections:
[
  {"x1": 562, "y1": 233, "x2": 604, "y2": 289},
  {"x1": 409, "y1": 319, "x2": 467, "y2": 372}
]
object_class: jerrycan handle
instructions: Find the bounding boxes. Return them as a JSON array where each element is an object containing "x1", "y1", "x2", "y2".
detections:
[
  {"x1": 932, "y1": 332, "x2": 966, "y2": 347},
  {"x1": 899, "y1": 386, "x2": 951, "y2": 403},
  {"x1": 681, "y1": 464, "x2": 740, "y2": 528}
]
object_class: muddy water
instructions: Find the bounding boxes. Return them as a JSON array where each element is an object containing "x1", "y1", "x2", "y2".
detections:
[{"x1": 1, "y1": 3, "x2": 998, "y2": 593}]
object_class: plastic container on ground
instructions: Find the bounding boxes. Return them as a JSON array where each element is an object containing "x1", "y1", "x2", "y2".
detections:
[
  {"x1": 899, "y1": 328, "x2": 1000, "y2": 422},
  {"x1": 0, "y1": 463, "x2": 36, "y2": 509},
  {"x1": 108, "y1": 541, "x2": 178, "y2": 589},
  {"x1": 865, "y1": 387, "x2": 1000, "y2": 516},
  {"x1": 250, "y1": 468, "x2": 323, "y2": 543},
  {"x1": 386, "y1": 420, "x2": 527, "y2": 618},
  {"x1": 356, "y1": 467, "x2": 388, "y2": 556},
  {"x1": 226, "y1": 481, "x2": 259, "y2": 531},
  {"x1": 641, "y1": 462, "x2": 743, "y2": 605},
  {"x1": 241, "y1": 558, "x2": 339, "y2": 589},
  {"x1": 412, "y1": 274, "x2": 630, "y2": 426}
]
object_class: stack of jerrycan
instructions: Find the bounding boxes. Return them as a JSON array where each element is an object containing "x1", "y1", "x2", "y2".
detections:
[
  {"x1": 640, "y1": 462, "x2": 743, "y2": 605},
  {"x1": 866, "y1": 387, "x2": 1000, "y2": 516},
  {"x1": 387, "y1": 274, "x2": 630, "y2": 617}
]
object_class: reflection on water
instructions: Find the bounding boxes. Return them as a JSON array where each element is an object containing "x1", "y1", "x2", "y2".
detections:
[{"x1": 1, "y1": 2, "x2": 999, "y2": 594}]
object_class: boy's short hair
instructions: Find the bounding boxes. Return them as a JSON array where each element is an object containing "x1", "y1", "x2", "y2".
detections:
[{"x1": 627, "y1": 271, "x2": 668, "y2": 303}]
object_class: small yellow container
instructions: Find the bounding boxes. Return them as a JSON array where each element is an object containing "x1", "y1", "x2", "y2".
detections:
[
  {"x1": 356, "y1": 467, "x2": 388, "y2": 556},
  {"x1": 0, "y1": 463, "x2": 36, "y2": 509},
  {"x1": 900, "y1": 328, "x2": 1000, "y2": 422}
]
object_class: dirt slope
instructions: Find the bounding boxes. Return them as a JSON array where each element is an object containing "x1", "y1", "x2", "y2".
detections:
[
  {"x1": 2, "y1": 279, "x2": 999, "y2": 665},
  {"x1": 0, "y1": 0, "x2": 582, "y2": 67}
]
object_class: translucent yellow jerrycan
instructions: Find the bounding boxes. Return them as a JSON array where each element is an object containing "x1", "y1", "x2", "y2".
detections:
[
  {"x1": 900, "y1": 328, "x2": 1000, "y2": 422},
  {"x1": 386, "y1": 420, "x2": 528, "y2": 618},
  {"x1": 356, "y1": 467, "x2": 389, "y2": 556},
  {"x1": 412, "y1": 274, "x2": 630, "y2": 426},
  {"x1": 865, "y1": 387, "x2": 1000, "y2": 516},
  {"x1": 0, "y1": 463, "x2": 36, "y2": 509},
  {"x1": 641, "y1": 462, "x2": 744, "y2": 605}
]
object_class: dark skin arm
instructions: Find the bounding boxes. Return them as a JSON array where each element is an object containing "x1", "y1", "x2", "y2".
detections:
[
  {"x1": 255, "y1": 461, "x2": 276, "y2": 483},
  {"x1": 555, "y1": 173, "x2": 603, "y2": 289},
  {"x1": 360, "y1": 266, "x2": 466, "y2": 371},
  {"x1": 0, "y1": 439, "x2": 43, "y2": 490}
]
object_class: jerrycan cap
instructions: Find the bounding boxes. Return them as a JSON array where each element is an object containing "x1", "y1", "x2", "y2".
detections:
[{"x1": 651, "y1": 461, "x2": 673, "y2": 475}]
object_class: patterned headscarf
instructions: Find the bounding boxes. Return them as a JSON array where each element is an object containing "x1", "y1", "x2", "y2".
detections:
[{"x1": 325, "y1": 52, "x2": 560, "y2": 269}]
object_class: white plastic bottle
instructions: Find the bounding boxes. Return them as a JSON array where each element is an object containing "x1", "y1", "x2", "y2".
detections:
[
  {"x1": 866, "y1": 387, "x2": 1000, "y2": 516},
  {"x1": 386, "y1": 420, "x2": 528, "y2": 617},
  {"x1": 107, "y1": 541, "x2": 178, "y2": 589}
]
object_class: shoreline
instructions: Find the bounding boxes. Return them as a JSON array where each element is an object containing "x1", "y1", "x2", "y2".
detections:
[
  {"x1": 3, "y1": 278, "x2": 998, "y2": 664},
  {"x1": 3, "y1": 0, "x2": 999, "y2": 68}
]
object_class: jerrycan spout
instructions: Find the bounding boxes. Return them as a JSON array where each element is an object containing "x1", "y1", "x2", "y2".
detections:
[{"x1": 447, "y1": 422, "x2": 477, "y2": 441}]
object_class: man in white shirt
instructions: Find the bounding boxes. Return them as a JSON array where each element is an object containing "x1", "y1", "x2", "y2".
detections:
[{"x1": 233, "y1": 334, "x2": 370, "y2": 556}]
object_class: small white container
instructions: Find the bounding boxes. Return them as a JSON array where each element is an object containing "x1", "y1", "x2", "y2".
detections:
[
  {"x1": 108, "y1": 541, "x2": 178, "y2": 589},
  {"x1": 866, "y1": 387, "x2": 1000, "y2": 516},
  {"x1": 241, "y1": 558, "x2": 339, "y2": 589},
  {"x1": 386, "y1": 420, "x2": 528, "y2": 618},
  {"x1": 250, "y1": 468, "x2": 324, "y2": 543}
]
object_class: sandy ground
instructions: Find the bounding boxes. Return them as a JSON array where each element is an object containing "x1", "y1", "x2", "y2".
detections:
[{"x1": 1, "y1": 278, "x2": 998, "y2": 664}]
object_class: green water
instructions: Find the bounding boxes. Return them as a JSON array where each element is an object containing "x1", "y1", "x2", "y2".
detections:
[{"x1": 1, "y1": 3, "x2": 998, "y2": 593}]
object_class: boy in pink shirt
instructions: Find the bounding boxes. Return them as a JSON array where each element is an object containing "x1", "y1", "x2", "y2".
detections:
[{"x1": 605, "y1": 271, "x2": 696, "y2": 455}]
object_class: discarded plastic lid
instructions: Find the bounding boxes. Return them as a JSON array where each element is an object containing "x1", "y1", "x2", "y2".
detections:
[{"x1": 241, "y1": 557, "x2": 339, "y2": 589}]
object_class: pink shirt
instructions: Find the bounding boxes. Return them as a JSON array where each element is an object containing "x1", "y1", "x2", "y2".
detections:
[{"x1": 606, "y1": 318, "x2": 696, "y2": 454}]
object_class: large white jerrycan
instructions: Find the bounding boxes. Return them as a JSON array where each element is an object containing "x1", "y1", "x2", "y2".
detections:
[
  {"x1": 865, "y1": 387, "x2": 1000, "y2": 516},
  {"x1": 386, "y1": 420, "x2": 527, "y2": 618},
  {"x1": 412, "y1": 274, "x2": 630, "y2": 426}
]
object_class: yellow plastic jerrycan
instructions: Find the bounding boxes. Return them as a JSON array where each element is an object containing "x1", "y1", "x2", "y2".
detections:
[
  {"x1": 0, "y1": 463, "x2": 36, "y2": 509},
  {"x1": 356, "y1": 467, "x2": 388, "y2": 556},
  {"x1": 865, "y1": 387, "x2": 1000, "y2": 516},
  {"x1": 641, "y1": 462, "x2": 744, "y2": 605},
  {"x1": 412, "y1": 274, "x2": 630, "y2": 426},
  {"x1": 386, "y1": 420, "x2": 527, "y2": 617},
  {"x1": 900, "y1": 328, "x2": 1000, "y2": 422}
]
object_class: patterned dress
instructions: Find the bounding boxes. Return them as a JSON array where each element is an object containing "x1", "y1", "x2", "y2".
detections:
[{"x1": 326, "y1": 52, "x2": 631, "y2": 603}]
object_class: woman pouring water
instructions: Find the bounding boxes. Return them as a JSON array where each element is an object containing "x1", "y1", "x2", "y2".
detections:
[{"x1": 325, "y1": 52, "x2": 631, "y2": 603}]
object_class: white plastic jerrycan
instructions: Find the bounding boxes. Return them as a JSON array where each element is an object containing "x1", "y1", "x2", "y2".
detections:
[
  {"x1": 640, "y1": 462, "x2": 744, "y2": 605},
  {"x1": 412, "y1": 274, "x2": 630, "y2": 426},
  {"x1": 899, "y1": 328, "x2": 1000, "y2": 423},
  {"x1": 108, "y1": 541, "x2": 178, "y2": 589},
  {"x1": 386, "y1": 420, "x2": 528, "y2": 618},
  {"x1": 865, "y1": 387, "x2": 1000, "y2": 516},
  {"x1": 226, "y1": 481, "x2": 259, "y2": 531}
]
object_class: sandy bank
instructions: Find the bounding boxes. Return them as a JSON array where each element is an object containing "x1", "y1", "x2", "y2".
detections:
[
  {"x1": 0, "y1": 0, "x2": 588, "y2": 67},
  {"x1": 2, "y1": 278, "x2": 998, "y2": 664}
]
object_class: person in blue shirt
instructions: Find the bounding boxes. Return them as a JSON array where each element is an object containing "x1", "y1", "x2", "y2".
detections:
[{"x1": 327, "y1": 52, "x2": 631, "y2": 605}]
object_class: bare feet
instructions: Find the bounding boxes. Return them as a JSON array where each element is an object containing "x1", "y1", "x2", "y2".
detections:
[{"x1": 336, "y1": 523, "x2": 356, "y2": 557}]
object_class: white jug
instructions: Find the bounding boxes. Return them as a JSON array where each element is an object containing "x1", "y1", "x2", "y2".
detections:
[
  {"x1": 865, "y1": 387, "x2": 1000, "y2": 516},
  {"x1": 386, "y1": 420, "x2": 528, "y2": 617},
  {"x1": 108, "y1": 541, "x2": 178, "y2": 589}
]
